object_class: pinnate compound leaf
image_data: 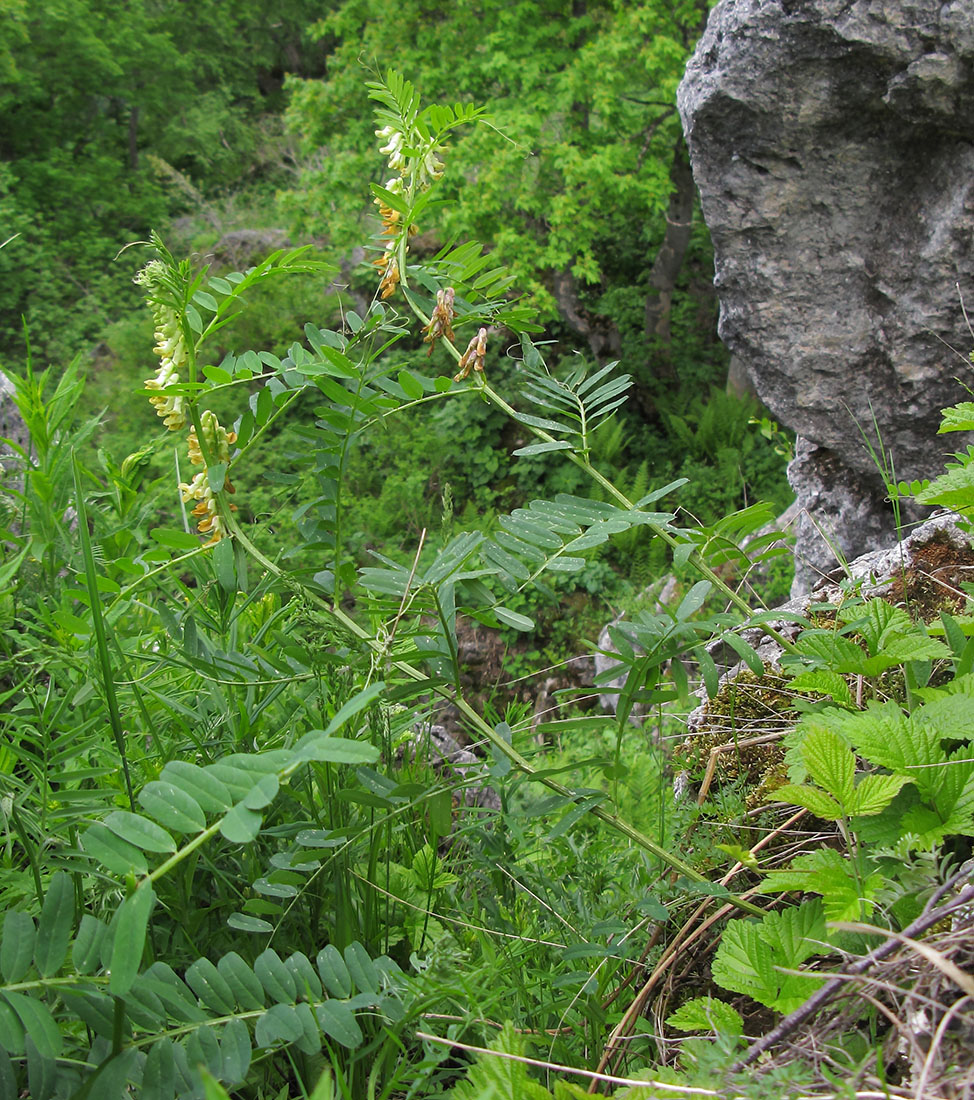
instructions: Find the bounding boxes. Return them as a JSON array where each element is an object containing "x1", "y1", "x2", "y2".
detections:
[
  {"x1": 110, "y1": 882, "x2": 155, "y2": 995},
  {"x1": 494, "y1": 606, "x2": 535, "y2": 631},
  {"x1": 81, "y1": 822, "x2": 149, "y2": 876},
  {"x1": 0, "y1": 996, "x2": 25, "y2": 1056},
  {"x1": 1, "y1": 912, "x2": 35, "y2": 983},
  {"x1": 34, "y1": 871, "x2": 73, "y2": 978},
  {"x1": 0, "y1": 1047, "x2": 16, "y2": 1100},
  {"x1": 199, "y1": 1069, "x2": 232, "y2": 1100},
  {"x1": 291, "y1": 732, "x2": 379, "y2": 766},
  {"x1": 323, "y1": 682, "x2": 386, "y2": 736},
  {"x1": 184, "y1": 1025, "x2": 222, "y2": 1077},
  {"x1": 293, "y1": 1001, "x2": 322, "y2": 1055},
  {"x1": 666, "y1": 997, "x2": 744, "y2": 1036},
  {"x1": 227, "y1": 913, "x2": 273, "y2": 933},
  {"x1": 285, "y1": 952, "x2": 322, "y2": 1000},
  {"x1": 242, "y1": 773, "x2": 279, "y2": 811}
]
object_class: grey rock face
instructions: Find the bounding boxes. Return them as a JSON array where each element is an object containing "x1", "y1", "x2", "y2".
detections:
[
  {"x1": 0, "y1": 370, "x2": 28, "y2": 482},
  {"x1": 678, "y1": 0, "x2": 974, "y2": 589}
]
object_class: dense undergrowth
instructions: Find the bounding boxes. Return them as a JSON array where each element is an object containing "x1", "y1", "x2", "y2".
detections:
[{"x1": 1, "y1": 69, "x2": 973, "y2": 1100}]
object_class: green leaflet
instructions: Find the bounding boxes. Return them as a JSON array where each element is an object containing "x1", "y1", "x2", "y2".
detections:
[{"x1": 711, "y1": 901, "x2": 828, "y2": 1013}]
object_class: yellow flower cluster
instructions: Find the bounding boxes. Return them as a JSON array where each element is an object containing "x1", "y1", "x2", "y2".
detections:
[
  {"x1": 135, "y1": 260, "x2": 188, "y2": 432},
  {"x1": 179, "y1": 411, "x2": 237, "y2": 546},
  {"x1": 371, "y1": 125, "x2": 444, "y2": 300}
]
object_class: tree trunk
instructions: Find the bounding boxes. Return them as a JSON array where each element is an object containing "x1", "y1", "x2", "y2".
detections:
[
  {"x1": 551, "y1": 267, "x2": 622, "y2": 362},
  {"x1": 643, "y1": 141, "x2": 695, "y2": 386}
]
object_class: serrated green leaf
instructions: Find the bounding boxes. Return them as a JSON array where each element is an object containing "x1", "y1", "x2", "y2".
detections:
[
  {"x1": 801, "y1": 727, "x2": 855, "y2": 806},
  {"x1": 850, "y1": 773, "x2": 913, "y2": 816},
  {"x1": 446, "y1": 1020, "x2": 550, "y2": 1099},
  {"x1": 34, "y1": 872, "x2": 73, "y2": 978},
  {"x1": 786, "y1": 668, "x2": 853, "y2": 707},
  {"x1": 666, "y1": 997, "x2": 743, "y2": 1036},
  {"x1": 938, "y1": 401, "x2": 974, "y2": 432},
  {"x1": 771, "y1": 783, "x2": 843, "y2": 820}
]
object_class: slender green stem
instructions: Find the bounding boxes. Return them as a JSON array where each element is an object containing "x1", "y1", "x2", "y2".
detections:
[
  {"x1": 72, "y1": 458, "x2": 135, "y2": 811},
  {"x1": 224, "y1": 517, "x2": 764, "y2": 917},
  {"x1": 398, "y1": 291, "x2": 796, "y2": 654}
]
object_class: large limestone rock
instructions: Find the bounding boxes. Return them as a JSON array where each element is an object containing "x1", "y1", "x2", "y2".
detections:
[{"x1": 678, "y1": 0, "x2": 974, "y2": 594}]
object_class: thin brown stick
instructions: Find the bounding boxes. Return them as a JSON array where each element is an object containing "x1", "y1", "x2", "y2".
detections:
[{"x1": 595, "y1": 809, "x2": 807, "y2": 1087}]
